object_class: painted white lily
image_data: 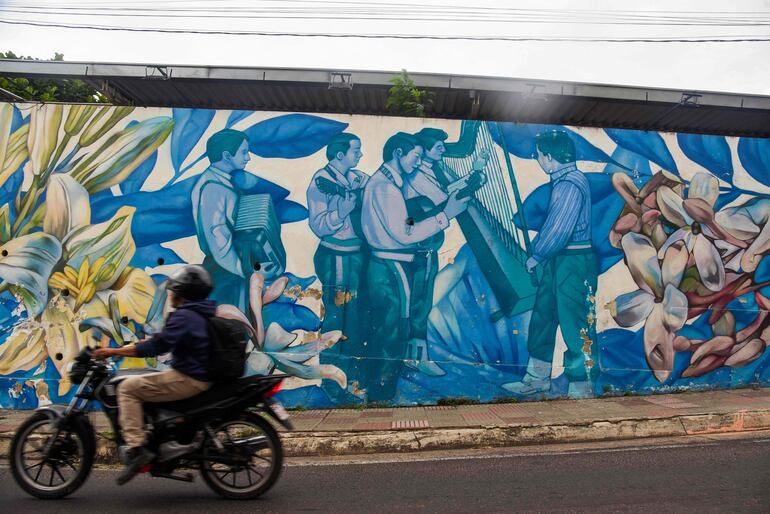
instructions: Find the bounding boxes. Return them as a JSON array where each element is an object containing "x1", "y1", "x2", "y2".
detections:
[
  {"x1": 609, "y1": 232, "x2": 689, "y2": 382},
  {"x1": 0, "y1": 175, "x2": 154, "y2": 394},
  {"x1": 656, "y1": 172, "x2": 725, "y2": 291}
]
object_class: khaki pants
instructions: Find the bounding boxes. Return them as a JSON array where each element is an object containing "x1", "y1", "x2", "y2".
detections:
[{"x1": 118, "y1": 369, "x2": 211, "y2": 448}]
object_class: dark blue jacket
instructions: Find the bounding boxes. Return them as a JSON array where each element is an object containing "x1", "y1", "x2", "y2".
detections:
[{"x1": 135, "y1": 300, "x2": 215, "y2": 381}]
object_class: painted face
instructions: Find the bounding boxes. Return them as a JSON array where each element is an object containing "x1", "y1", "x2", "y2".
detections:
[
  {"x1": 227, "y1": 139, "x2": 251, "y2": 170},
  {"x1": 341, "y1": 139, "x2": 363, "y2": 168},
  {"x1": 536, "y1": 148, "x2": 555, "y2": 173},
  {"x1": 426, "y1": 141, "x2": 446, "y2": 161},
  {"x1": 400, "y1": 145, "x2": 423, "y2": 174}
]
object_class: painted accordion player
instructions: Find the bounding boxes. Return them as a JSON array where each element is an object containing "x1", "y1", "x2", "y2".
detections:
[{"x1": 233, "y1": 193, "x2": 286, "y2": 280}]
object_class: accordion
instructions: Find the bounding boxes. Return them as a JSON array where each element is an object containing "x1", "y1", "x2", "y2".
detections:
[{"x1": 233, "y1": 194, "x2": 286, "y2": 280}]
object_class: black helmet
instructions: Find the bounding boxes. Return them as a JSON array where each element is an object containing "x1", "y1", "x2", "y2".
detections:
[{"x1": 166, "y1": 265, "x2": 213, "y2": 301}]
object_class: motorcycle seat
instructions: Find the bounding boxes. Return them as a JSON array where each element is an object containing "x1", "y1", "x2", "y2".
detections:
[{"x1": 144, "y1": 375, "x2": 271, "y2": 414}]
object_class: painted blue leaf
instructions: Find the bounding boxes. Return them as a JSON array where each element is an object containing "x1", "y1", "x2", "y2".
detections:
[
  {"x1": 130, "y1": 244, "x2": 185, "y2": 269},
  {"x1": 89, "y1": 188, "x2": 114, "y2": 204},
  {"x1": 276, "y1": 200, "x2": 308, "y2": 224},
  {"x1": 244, "y1": 114, "x2": 348, "y2": 159},
  {"x1": 520, "y1": 173, "x2": 624, "y2": 273},
  {"x1": 491, "y1": 123, "x2": 624, "y2": 168},
  {"x1": 231, "y1": 169, "x2": 290, "y2": 201},
  {"x1": 151, "y1": 273, "x2": 170, "y2": 285},
  {"x1": 170, "y1": 108, "x2": 216, "y2": 173},
  {"x1": 115, "y1": 120, "x2": 160, "y2": 195},
  {"x1": 604, "y1": 128, "x2": 679, "y2": 174},
  {"x1": 677, "y1": 133, "x2": 733, "y2": 183},
  {"x1": 714, "y1": 188, "x2": 742, "y2": 211},
  {"x1": 10, "y1": 105, "x2": 27, "y2": 132},
  {"x1": 281, "y1": 272, "x2": 317, "y2": 290},
  {"x1": 263, "y1": 302, "x2": 321, "y2": 332},
  {"x1": 603, "y1": 146, "x2": 652, "y2": 176},
  {"x1": 91, "y1": 176, "x2": 307, "y2": 247},
  {"x1": 0, "y1": 162, "x2": 25, "y2": 221},
  {"x1": 269, "y1": 272, "x2": 318, "y2": 304},
  {"x1": 226, "y1": 110, "x2": 254, "y2": 128},
  {"x1": 738, "y1": 137, "x2": 770, "y2": 188}
]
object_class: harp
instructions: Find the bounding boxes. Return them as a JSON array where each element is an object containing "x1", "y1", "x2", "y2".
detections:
[
  {"x1": 233, "y1": 194, "x2": 286, "y2": 280},
  {"x1": 439, "y1": 121, "x2": 537, "y2": 321}
]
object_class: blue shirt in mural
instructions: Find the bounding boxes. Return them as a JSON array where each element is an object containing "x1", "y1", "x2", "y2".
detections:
[
  {"x1": 191, "y1": 166, "x2": 244, "y2": 278},
  {"x1": 306, "y1": 162, "x2": 368, "y2": 244},
  {"x1": 361, "y1": 163, "x2": 449, "y2": 262},
  {"x1": 531, "y1": 162, "x2": 592, "y2": 264}
]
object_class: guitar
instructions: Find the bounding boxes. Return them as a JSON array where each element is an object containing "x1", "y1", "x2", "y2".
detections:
[
  {"x1": 405, "y1": 169, "x2": 486, "y2": 223},
  {"x1": 314, "y1": 176, "x2": 365, "y2": 240}
]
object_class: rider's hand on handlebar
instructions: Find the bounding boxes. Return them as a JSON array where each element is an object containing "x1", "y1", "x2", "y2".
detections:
[{"x1": 93, "y1": 348, "x2": 117, "y2": 360}]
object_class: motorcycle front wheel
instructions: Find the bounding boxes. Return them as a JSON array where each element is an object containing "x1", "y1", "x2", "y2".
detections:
[
  {"x1": 10, "y1": 412, "x2": 95, "y2": 499},
  {"x1": 200, "y1": 412, "x2": 283, "y2": 500}
]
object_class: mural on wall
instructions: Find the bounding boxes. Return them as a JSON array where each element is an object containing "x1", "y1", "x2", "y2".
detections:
[{"x1": 0, "y1": 102, "x2": 769, "y2": 409}]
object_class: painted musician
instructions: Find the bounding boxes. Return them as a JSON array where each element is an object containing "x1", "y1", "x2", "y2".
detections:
[
  {"x1": 191, "y1": 129, "x2": 251, "y2": 311},
  {"x1": 403, "y1": 128, "x2": 489, "y2": 377},
  {"x1": 306, "y1": 132, "x2": 369, "y2": 402},
  {"x1": 503, "y1": 130, "x2": 598, "y2": 398},
  {"x1": 359, "y1": 132, "x2": 470, "y2": 402}
]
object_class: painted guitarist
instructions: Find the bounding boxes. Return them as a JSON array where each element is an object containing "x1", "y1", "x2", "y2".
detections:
[
  {"x1": 403, "y1": 128, "x2": 488, "y2": 376},
  {"x1": 306, "y1": 132, "x2": 368, "y2": 403}
]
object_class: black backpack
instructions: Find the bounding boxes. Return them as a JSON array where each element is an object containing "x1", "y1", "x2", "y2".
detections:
[{"x1": 206, "y1": 317, "x2": 250, "y2": 381}]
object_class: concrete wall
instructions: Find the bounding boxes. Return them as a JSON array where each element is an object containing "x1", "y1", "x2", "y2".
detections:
[{"x1": 1, "y1": 102, "x2": 768, "y2": 409}]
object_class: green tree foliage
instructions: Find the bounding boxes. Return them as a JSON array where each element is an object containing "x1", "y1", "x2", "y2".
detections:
[
  {"x1": 0, "y1": 51, "x2": 108, "y2": 103},
  {"x1": 386, "y1": 69, "x2": 434, "y2": 117}
]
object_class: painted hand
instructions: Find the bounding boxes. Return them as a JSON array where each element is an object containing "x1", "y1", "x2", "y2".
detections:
[
  {"x1": 472, "y1": 149, "x2": 490, "y2": 172},
  {"x1": 525, "y1": 256, "x2": 539, "y2": 273},
  {"x1": 338, "y1": 191, "x2": 357, "y2": 219},
  {"x1": 443, "y1": 190, "x2": 471, "y2": 220}
]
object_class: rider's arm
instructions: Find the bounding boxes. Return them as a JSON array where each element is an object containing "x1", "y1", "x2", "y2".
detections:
[
  {"x1": 93, "y1": 344, "x2": 139, "y2": 359},
  {"x1": 133, "y1": 311, "x2": 189, "y2": 358}
]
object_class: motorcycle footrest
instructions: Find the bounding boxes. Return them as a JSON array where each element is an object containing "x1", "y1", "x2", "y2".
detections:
[{"x1": 151, "y1": 471, "x2": 194, "y2": 483}]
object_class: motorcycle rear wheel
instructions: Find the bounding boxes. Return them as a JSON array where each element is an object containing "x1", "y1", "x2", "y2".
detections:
[
  {"x1": 10, "y1": 412, "x2": 95, "y2": 499},
  {"x1": 200, "y1": 412, "x2": 283, "y2": 500}
]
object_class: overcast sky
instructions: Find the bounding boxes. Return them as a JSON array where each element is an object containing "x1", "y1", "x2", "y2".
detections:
[{"x1": 1, "y1": 0, "x2": 769, "y2": 95}]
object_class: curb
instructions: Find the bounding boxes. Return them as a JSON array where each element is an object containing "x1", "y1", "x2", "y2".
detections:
[{"x1": 2, "y1": 409, "x2": 770, "y2": 463}]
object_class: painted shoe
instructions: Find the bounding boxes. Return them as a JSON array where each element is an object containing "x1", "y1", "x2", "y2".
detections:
[
  {"x1": 404, "y1": 338, "x2": 446, "y2": 377},
  {"x1": 502, "y1": 375, "x2": 551, "y2": 395}
]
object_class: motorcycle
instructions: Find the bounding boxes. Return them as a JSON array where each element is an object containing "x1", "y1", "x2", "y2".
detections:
[{"x1": 9, "y1": 347, "x2": 293, "y2": 500}]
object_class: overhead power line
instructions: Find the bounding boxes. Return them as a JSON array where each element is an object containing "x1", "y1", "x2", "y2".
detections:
[{"x1": 2, "y1": 18, "x2": 769, "y2": 42}]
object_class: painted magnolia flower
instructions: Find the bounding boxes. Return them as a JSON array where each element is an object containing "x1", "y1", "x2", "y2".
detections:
[
  {"x1": 715, "y1": 198, "x2": 770, "y2": 272},
  {"x1": 608, "y1": 233, "x2": 689, "y2": 382},
  {"x1": 656, "y1": 172, "x2": 727, "y2": 291},
  {"x1": 610, "y1": 171, "x2": 681, "y2": 249},
  {"x1": 217, "y1": 272, "x2": 348, "y2": 388}
]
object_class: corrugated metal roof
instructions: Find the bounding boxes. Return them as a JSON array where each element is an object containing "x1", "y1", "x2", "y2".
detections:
[{"x1": 1, "y1": 59, "x2": 769, "y2": 137}]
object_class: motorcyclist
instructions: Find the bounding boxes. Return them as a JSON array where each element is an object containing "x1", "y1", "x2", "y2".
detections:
[{"x1": 94, "y1": 264, "x2": 216, "y2": 485}]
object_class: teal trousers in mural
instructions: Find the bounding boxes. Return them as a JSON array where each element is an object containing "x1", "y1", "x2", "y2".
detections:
[
  {"x1": 408, "y1": 249, "x2": 440, "y2": 339},
  {"x1": 360, "y1": 255, "x2": 414, "y2": 402},
  {"x1": 314, "y1": 245, "x2": 368, "y2": 391},
  {"x1": 527, "y1": 248, "x2": 599, "y2": 382}
]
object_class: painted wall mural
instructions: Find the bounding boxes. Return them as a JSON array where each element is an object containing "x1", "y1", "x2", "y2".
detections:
[{"x1": 0, "y1": 102, "x2": 769, "y2": 409}]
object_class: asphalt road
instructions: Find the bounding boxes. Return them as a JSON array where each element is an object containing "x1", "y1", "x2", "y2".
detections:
[{"x1": 1, "y1": 432, "x2": 769, "y2": 513}]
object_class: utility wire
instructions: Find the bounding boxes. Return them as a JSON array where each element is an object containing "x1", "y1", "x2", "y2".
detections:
[
  {"x1": 4, "y1": 7, "x2": 770, "y2": 26},
  {"x1": 2, "y1": 18, "x2": 769, "y2": 42}
]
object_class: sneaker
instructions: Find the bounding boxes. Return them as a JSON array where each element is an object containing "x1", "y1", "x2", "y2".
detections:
[{"x1": 116, "y1": 446, "x2": 155, "y2": 486}]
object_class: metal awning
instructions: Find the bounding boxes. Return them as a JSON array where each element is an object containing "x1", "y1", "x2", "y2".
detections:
[{"x1": 1, "y1": 59, "x2": 768, "y2": 137}]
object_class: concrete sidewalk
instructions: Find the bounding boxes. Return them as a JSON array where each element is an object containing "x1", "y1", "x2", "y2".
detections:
[{"x1": 2, "y1": 387, "x2": 769, "y2": 462}]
